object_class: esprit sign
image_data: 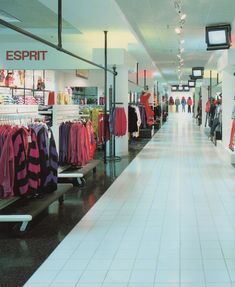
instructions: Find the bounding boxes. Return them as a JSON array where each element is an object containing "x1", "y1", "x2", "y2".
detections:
[{"x1": 6, "y1": 50, "x2": 48, "y2": 61}]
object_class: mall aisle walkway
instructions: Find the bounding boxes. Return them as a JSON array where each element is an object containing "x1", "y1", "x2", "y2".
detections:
[{"x1": 24, "y1": 114, "x2": 235, "y2": 287}]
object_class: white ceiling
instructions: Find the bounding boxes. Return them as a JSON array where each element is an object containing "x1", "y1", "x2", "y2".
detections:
[
  {"x1": 0, "y1": 0, "x2": 235, "y2": 86},
  {"x1": 115, "y1": 0, "x2": 235, "y2": 83}
]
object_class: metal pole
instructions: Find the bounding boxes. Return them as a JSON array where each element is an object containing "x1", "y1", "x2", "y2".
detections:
[
  {"x1": 144, "y1": 69, "x2": 147, "y2": 90},
  {"x1": 136, "y1": 62, "x2": 139, "y2": 85},
  {"x1": 209, "y1": 70, "x2": 212, "y2": 99},
  {"x1": 109, "y1": 85, "x2": 113, "y2": 158},
  {"x1": 113, "y1": 65, "x2": 117, "y2": 157},
  {"x1": 58, "y1": 0, "x2": 62, "y2": 49},
  {"x1": 104, "y1": 31, "x2": 108, "y2": 164},
  {"x1": 0, "y1": 18, "x2": 114, "y2": 74}
]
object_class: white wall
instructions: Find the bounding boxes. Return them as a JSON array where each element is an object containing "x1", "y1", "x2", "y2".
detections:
[
  {"x1": 222, "y1": 67, "x2": 235, "y2": 149},
  {"x1": 201, "y1": 86, "x2": 208, "y2": 128}
]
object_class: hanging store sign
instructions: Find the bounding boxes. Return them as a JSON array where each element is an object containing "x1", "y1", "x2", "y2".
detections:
[{"x1": 6, "y1": 50, "x2": 48, "y2": 61}]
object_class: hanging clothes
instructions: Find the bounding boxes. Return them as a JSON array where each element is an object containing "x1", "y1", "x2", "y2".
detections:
[
  {"x1": 97, "y1": 114, "x2": 110, "y2": 144},
  {"x1": 59, "y1": 120, "x2": 96, "y2": 166},
  {"x1": 139, "y1": 106, "x2": 147, "y2": 129},
  {"x1": 109, "y1": 107, "x2": 127, "y2": 137},
  {"x1": 31, "y1": 124, "x2": 58, "y2": 194},
  {"x1": 0, "y1": 127, "x2": 15, "y2": 198},
  {"x1": 0, "y1": 123, "x2": 58, "y2": 198},
  {"x1": 128, "y1": 105, "x2": 142, "y2": 138},
  {"x1": 128, "y1": 105, "x2": 138, "y2": 133},
  {"x1": 140, "y1": 93, "x2": 154, "y2": 125},
  {"x1": 154, "y1": 105, "x2": 162, "y2": 119}
]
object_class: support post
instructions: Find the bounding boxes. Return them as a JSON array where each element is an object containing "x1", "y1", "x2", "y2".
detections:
[
  {"x1": 209, "y1": 70, "x2": 212, "y2": 99},
  {"x1": 136, "y1": 62, "x2": 139, "y2": 85},
  {"x1": 104, "y1": 31, "x2": 108, "y2": 164},
  {"x1": 58, "y1": 0, "x2": 62, "y2": 49},
  {"x1": 113, "y1": 65, "x2": 117, "y2": 157},
  {"x1": 144, "y1": 69, "x2": 147, "y2": 90}
]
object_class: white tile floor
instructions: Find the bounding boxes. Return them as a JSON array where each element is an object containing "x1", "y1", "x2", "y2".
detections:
[{"x1": 24, "y1": 113, "x2": 235, "y2": 287}]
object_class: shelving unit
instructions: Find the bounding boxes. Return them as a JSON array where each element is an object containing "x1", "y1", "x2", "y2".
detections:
[{"x1": 71, "y1": 86, "x2": 98, "y2": 105}]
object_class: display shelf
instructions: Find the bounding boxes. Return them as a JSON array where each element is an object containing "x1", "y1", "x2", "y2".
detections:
[{"x1": 0, "y1": 85, "x2": 51, "y2": 93}]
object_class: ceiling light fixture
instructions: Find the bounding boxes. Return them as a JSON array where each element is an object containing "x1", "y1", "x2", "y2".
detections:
[
  {"x1": 180, "y1": 14, "x2": 187, "y2": 20},
  {"x1": 175, "y1": 27, "x2": 181, "y2": 34}
]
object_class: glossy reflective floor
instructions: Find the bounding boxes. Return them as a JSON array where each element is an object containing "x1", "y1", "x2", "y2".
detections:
[{"x1": 0, "y1": 137, "x2": 149, "y2": 287}]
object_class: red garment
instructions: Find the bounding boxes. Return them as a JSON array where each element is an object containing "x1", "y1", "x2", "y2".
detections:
[
  {"x1": 0, "y1": 128, "x2": 15, "y2": 198},
  {"x1": 97, "y1": 114, "x2": 110, "y2": 144},
  {"x1": 66, "y1": 121, "x2": 96, "y2": 166},
  {"x1": 86, "y1": 121, "x2": 96, "y2": 160},
  {"x1": 48, "y1": 91, "x2": 55, "y2": 105},
  {"x1": 187, "y1": 98, "x2": 193, "y2": 106},
  {"x1": 114, "y1": 107, "x2": 127, "y2": 137},
  {"x1": 205, "y1": 100, "x2": 211, "y2": 113},
  {"x1": 140, "y1": 93, "x2": 154, "y2": 126},
  {"x1": 229, "y1": 120, "x2": 235, "y2": 149}
]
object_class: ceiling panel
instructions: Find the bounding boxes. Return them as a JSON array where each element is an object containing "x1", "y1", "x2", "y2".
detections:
[
  {"x1": 115, "y1": 0, "x2": 235, "y2": 83},
  {"x1": 0, "y1": 0, "x2": 78, "y2": 30}
]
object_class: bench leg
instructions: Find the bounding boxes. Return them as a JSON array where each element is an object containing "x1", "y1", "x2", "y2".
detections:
[
  {"x1": 77, "y1": 177, "x2": 82, "y2": 185},
  {"x1": 20, "y1": 221, "x2": 29, "y2": 232},
  {"x1": 93, "y1": 167, "x2": 97, "y2": 174},
  {"x1": 58, "y1": 195, "x2": 64, "y2": 205}
]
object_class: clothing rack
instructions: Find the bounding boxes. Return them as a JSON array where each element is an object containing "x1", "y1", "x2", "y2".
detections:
[
  {"x1": 0, "y1": 105, "x2": 45, "y2": 231},
  {"x1": 51, "y1": 105, "x2": 100, "y2": 181},
  {"x1": 106, "y1": 66, "x2": 122, "y2": 162},
  {"x1": 0, "y1": 6, "x2": 118, "y2": 164}
]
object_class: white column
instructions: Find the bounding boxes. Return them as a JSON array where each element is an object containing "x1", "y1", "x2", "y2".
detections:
[
  {"x1": 194, "y1": 87, "x2": 200, "y2": 117},
  {"x1": 201, "y1": 86, "x2": 208, "y2": 128},
  {"x1": 115, "y1": 65, "x2": 129, "y2": 156},
  {"x1": 222, "y1": 67, "x2": 235, "y2": 149}
]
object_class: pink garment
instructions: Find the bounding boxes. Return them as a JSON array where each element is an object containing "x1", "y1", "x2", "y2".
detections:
[
  {"x1": 0, "y1": 129, "x2": 15, "y2": 197},
  {"x1": 205, "y1": 100, "x2": 211, "y2": 113}
]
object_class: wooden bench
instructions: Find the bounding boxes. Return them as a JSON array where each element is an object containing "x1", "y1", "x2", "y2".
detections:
[{"x1": 0, "y1": 183, "x2": 73, "y2": 232}]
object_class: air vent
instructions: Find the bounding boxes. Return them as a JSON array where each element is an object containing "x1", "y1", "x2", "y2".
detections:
[{"x1": 0, "y1": 9, "x2": 21, "y2": 23}]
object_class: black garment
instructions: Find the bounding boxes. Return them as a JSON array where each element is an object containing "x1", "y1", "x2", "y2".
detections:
[
  {"x1": 188, "y1": 105, "x2": 191, "y2": 113},
  {"x1": 128, "y1": 106, "x2": 138, "y2": 133},
  {"x1": 209, "y1": 104, "x2": 216, "y2": 118},
  {"x1": 12, "y1": 128, "x2": 28, "y2": 197},
  {"x1": 210, "y1": 118, "x2": 220, "y2": 136},
  {"x1": 59, "y1": 122, "x2": 71, "y2": 164},
  {"x1": 154, "y1": 105, "x2": 162, "y2": 119}
]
